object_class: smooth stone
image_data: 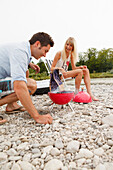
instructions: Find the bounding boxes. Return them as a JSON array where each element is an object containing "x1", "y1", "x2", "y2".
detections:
[
  {"x1": 44, "y1": 159, "x2": 63, "y2": 170},
  {"x1": 93, "y1": 155, "x2": 100, "y2": 167},
  {"x1": 61, "y1": 166, "x2": 68, "y2": 170},
  {"x1": 55, "y1": 139, "x2": 64, "y2": 149},
  {"x1": 32, "y1": 148, "x2": 41, "y2": 154},
  {"x1": 7, "y1": 148, "x2": 18, "y2": 156},
  {"x1": 18, "y1": 161, "x2": 36, "y2": 170},
  {"x1": 104, "y1": 162, "x2": 113, "y2": 170},
  {"x1": 50, "y1": 148, "x2": 60, "y2": 156},
  {"x1": 66, "y1": 140, "x2": 80, "y2": 153},
  {"x1": 32, "y1": 158, "x2": 40, "y2": 166},
  {"x1": 23, "y1": 153, "x2": 31, "y2": 161},
  {"x1": 11, "y1": 163, "x2": 21, "y2": 170},
  {"x1": 94, "y1": 148, "x2": 104, "y2": 156},
  {"x1": 107, "y1": 140, "x2": 113, "y2": 146},
  {"x1": 76, "y1": 149, "x2": 93, "y2": 159},
  {"x1": 1, "y1": 162, "x2": 12, "y2": 170},
  {"x1": 41, "y1": 153, "x2": 47, "y2": 159},
  {"x1": 8, "y1": 156, "x2": 22, "y2": 161},
  {"x1": 76, "y1": 158, "x2": 86, "y2": 166},
  {"x1": 32, "y1": 143, "x2": 39, "y2": 148},
  {"x1": 43, "y1": 145, "x2": 53, "y2": 154},
  {"x1": 68, "y1": 162, "x2": 76, "y2": 169},
  {"x1": 102, "y1": 144, "x2": 110, "y2": 150},
  {"x1": 40, "y1": 139, "x2": 54, "y2": 147},
  {"x1": 102, "y1": 114, "x2": 113, "y2": 126},
  {"x1": 0, "y1": 152, "x2": 8, "y2": 164},
  {"x1": 32, "y1": 153, "x2": 41, "y2": 159},
  {"x1": 95, "y1": 163, "x2": 106, "y2": 170},
  {"x1": 17, "y1": 142, "x2": 28, "y2": 151}
]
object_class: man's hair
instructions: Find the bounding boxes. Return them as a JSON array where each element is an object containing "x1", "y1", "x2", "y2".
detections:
[{"x1": 29, "y1": 32, "x2": 54, "y2": 47}]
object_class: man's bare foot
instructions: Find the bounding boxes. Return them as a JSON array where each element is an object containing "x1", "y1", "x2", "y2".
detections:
[{"x1": 6, "y1": 102, "x2": 26, "y2": 112}]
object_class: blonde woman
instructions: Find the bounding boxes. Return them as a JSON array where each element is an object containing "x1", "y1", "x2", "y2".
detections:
[{"x1": 51, "y1": 37, "x2": 98, "y2": 101}]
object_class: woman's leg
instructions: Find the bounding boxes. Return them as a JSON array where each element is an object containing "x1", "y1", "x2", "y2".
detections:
[
  {"x1": 83, "y1": 68, "x2": 98, "y2": 101},
  {"x1": 63, "y1": 69, "x2": 83, "y2": 92}
]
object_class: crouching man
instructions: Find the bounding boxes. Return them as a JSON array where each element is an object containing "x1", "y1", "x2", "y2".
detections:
[{"x1": 0, "y1": 32, "x2": 54, "y2": 124}]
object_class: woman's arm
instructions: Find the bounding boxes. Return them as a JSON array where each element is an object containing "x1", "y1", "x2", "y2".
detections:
[{"x1": 71, "y1": 54, "x2": 77, "y2": 70}]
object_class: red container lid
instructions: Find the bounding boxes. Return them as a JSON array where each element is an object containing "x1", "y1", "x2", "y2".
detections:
[{"x1": 73, "y1": 91, "x2": 92, "y2": 103}]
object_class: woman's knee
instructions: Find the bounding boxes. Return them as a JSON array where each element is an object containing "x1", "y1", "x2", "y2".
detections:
[
  {"x1": 83, "y1": 68, "x2": 89, "y2": 75},
  {"x1": 78, "y1": 69, "x2": 83, "y2": 76}
]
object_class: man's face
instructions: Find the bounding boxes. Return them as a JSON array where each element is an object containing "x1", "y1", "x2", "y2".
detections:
[{"x1": 33, "y1": 42, "x2": 51, "y2": 59}]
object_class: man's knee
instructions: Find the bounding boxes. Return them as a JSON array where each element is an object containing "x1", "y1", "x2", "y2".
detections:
[
  {"x1": 31, "y1": 79, "x2": 37, "y2": 91},
  {"x1": 27, "y1": 78, "x2": 37, "y2": 94}
]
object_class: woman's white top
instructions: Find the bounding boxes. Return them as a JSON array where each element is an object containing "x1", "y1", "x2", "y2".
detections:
[{"x1": 55, "y1": 52, "x2": 71, "y2": 72}]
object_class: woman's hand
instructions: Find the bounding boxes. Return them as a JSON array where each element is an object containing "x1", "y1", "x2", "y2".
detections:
[
  {"x1": 58, "y1": 67, "x2": 65, "y2": 74},
  {"x1": 29, "y1": 63, "x2": 40, "y2": 74},
  {"x1": 79, "y1": 65, "x2": 87, "y2": 69}
]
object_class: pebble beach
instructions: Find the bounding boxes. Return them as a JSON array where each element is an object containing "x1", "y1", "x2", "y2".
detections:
[{"x1": 0, "y1": 78, "x2": 113, "y2": 170}]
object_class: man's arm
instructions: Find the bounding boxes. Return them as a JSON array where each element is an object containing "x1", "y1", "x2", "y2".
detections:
[{"x1": 13, "y1": 80, "x2": 53, "y2": 124}]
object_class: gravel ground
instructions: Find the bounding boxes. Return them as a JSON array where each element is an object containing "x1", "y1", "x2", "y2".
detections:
[{"x1": 0, "y1": 78, "x2": 113, "y2": 170}]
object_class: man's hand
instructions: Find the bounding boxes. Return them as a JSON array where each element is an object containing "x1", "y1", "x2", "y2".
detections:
[
  {"x1": 35, "y1": 114, "x2": 53, "y2": 124},
  {"x1": 29, "y1": 63, "x2": 40, "y2": 73}
]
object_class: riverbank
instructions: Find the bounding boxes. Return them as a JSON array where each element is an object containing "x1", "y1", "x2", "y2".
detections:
[
  {"x1": 29, "y1": 72, "x2": 113, "y2": 80},
  {"x1": 0, "y1": 78, "x2": 113, "y2": 169}
]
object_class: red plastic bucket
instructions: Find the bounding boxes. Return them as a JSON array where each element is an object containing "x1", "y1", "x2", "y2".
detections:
[{"x1": 48, "y1": 91, "x2": 74, "y2": 105}]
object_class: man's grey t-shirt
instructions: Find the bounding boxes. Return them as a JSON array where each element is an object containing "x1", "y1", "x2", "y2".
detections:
[{"x1": 0, "y1": 42, "x2": 31, "y2": 84}]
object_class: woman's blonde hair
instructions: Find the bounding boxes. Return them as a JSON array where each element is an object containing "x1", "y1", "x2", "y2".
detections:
[{"x1": 62, "y1": 37, "x2": 78, "y2": 64}]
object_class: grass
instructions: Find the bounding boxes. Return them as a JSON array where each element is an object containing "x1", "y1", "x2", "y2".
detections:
[
  {"x1": 29, "y1": 72, "x2": 113, "y2": 80},
  {"x1": 90, "y1": 72, "x2": 113, "y2": 78}
]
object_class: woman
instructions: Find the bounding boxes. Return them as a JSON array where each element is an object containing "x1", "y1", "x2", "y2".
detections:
[{"x1": 51, "y1": 37, "x2": 98, "y2": 101}]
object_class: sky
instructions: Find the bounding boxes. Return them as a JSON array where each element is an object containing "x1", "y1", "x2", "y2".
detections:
[{"x1": 0, "y1": 0, "x2": 113, "y2": 62}]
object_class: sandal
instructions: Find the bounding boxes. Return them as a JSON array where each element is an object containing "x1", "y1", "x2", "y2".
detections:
[{"x1": 6, "y1": 106, "x2": 26, "y2": 114}]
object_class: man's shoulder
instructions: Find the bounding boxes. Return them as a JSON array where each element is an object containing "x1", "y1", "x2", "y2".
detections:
[
  {"x1": 0, "y1": 41, "x2": 29, "y2": 51},
  {"x1": 15, "y1": 41, "x2": 30, "y2": 50}
]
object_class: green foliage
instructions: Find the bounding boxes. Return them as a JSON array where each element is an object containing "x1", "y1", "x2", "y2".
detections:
[
  {"x1": 29, "y1": 71, "x2": 50, "y2": 80},
  {"x1": 77, "y1": 48, "x2": 113, "y2": 73},
  {"x1": 29, "y1": 60, "x2": 49, "y2": 80}
]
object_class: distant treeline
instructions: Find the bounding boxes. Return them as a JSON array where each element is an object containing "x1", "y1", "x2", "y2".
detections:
[
  {"x1": 75, "y1": 48, "x2": 113, "y2": 73},
  {"x1": 29, "y1": 48, "x2": 113, "y2": 80}
]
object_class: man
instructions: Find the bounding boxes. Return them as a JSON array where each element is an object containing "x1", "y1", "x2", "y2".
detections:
[{"x1": 0, "y1": 32, "x2": 54, "y2": 124}]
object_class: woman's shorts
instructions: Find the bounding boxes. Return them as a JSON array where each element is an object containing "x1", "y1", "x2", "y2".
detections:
[{"x1": 0, "y1": 78, "x2": 14, "y2": 98}]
